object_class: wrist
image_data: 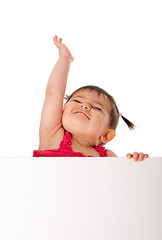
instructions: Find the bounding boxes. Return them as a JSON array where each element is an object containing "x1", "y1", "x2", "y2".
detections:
[{"x1": 59, "y1": 55, "x2": 74, "y2": 63}]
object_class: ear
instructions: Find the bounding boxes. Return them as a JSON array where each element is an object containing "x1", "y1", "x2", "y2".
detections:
[{"x1": 99, "y1": 129, "x2": 116, "y2": 143}]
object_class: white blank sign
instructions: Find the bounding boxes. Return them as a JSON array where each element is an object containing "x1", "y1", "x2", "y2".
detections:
[{"x1": 0, "y1": 157, "x2": 162, "y2": 240}]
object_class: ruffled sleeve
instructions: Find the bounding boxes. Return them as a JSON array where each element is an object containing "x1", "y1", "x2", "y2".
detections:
[
  {"x1": 59, "y1": 131, "x2": 73, "y2": 150},
  {"x1": 95, "y1": 145, "x2": 107, "y2": 157}
]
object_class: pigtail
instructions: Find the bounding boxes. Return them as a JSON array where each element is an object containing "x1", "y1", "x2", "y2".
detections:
[
  {"x1": 64, "y1": 94, "x2": 70, "y2": 100},
  {"x1": 120, "y1": 115, "x2": 135, "y2": 130}
]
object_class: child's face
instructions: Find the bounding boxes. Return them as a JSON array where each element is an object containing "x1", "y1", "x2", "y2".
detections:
[{"x1": 62, "y1": 90, "x2": 114, "y2": 146}]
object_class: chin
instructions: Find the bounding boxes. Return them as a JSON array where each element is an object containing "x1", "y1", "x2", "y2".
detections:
[{"x1": 64, "y1": 125, "x2": 84, "y2": 136}]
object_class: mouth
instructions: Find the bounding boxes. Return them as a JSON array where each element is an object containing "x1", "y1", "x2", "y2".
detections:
[{"x1": 74, "y1": 111, "x2": 90, "y2": 119}]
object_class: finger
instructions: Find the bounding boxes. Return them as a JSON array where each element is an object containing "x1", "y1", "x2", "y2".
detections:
[
  {"x1": 53, "y1": 37, "x2": 62, "y2": 48},
  {"x1": 53, "y1": 35, "x2": 58, "y2": 41},
  {"x1": 139, "y1": 152, "x2": 144, "y2": 161},
  {"x1": 126, "y1": 153, "x2": 132, "y2": 159},
  {"x1": 59, "y1": 38, "x2": 62, "y2": 43},
  {"x1": 144, "y1": 154, "x2": 149, "y2": 158},
  {"x1": 133, "y1": 152, "x2": 139, "y2": 161}
]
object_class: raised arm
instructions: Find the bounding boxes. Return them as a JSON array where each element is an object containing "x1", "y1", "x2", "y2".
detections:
[{"x1": 39, "y1": 36, "x2": 74, "y2": 141}]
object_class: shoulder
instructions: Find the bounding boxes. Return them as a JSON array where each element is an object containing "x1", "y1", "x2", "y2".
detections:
[
  {"x1": 38, "y1": 126, "x2": 65, "y2": 150},
  {"x1": 106, "y1": 149, "x2": 117, "y2": 157}
]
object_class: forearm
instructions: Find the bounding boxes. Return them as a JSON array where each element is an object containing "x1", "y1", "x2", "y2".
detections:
[{"x1": 45, "y1": 56, "x2": 72, "y2": 96}]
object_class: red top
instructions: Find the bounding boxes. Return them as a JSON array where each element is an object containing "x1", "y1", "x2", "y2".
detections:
[{"x1": 33, "y1": 130, "x2": 107, "y2": 157}]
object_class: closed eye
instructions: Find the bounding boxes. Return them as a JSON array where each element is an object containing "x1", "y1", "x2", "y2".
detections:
[
  {"x1": 73, "y1": 99, "x2": 81, "y2": 103},
  {"x1": 93, "y1": 107, "x2": 102, "y2": 111}
]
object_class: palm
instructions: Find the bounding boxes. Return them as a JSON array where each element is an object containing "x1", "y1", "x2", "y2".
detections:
[{"x1": 53, "y1": 35, "x2": 74, "y2": 61}]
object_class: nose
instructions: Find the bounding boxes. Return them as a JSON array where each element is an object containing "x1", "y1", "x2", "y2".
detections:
[{"x1": 80, "y1": 102, "x2": 91, "y2": 110}]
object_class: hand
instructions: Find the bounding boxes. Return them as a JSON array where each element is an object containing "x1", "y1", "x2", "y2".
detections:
[
  {"x1": 126, "y1": 152, "x2": 149, "y2": 161},
  {"x1": 53, "y1": 35, "x2": 74, "y2": 62}
]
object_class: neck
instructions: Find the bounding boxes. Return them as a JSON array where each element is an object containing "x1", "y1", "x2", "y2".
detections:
[{"x1": 70, "y1": 133, "x2": 94, "y2": 149}]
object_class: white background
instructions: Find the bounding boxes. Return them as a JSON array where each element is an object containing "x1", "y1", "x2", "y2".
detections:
[{"x1": 0, "y1": 0, "x2": 161, "y2": 157}]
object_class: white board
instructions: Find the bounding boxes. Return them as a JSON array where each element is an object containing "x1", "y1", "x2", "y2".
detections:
[{"x1": 0, "y1": 157, "x2": 161, "y2": 240}]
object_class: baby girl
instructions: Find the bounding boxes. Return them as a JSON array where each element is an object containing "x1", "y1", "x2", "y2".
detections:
[{"x1": 33, "y1": 35, "x2": 149, "y2": 161}]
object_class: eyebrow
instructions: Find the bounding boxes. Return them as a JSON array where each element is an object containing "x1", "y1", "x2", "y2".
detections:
[{"x1": 73, "y1": 95, "x2": 104, "y2": 109}]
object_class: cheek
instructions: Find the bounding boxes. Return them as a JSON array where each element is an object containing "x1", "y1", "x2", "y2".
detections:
[
  {"x1": 62, "y1": 106, "x2": 68, "y2": 119},
  {"x1": 62, "y1": 109, "x2": 69, "y2": 130},
  {"x1": 91, "y1": 114, "x2": 104, "y2": 129},
  {"x1": 62, "y1": 104, "x2": 73, "y2": 125},
  {"x1": 62, "y1": 106, "x2": 69, "y2": 118},
  {"x1": 93, "y1": 112, "x2": 103, "y2": 121},
  {"x1": 93, "y1": 113, "x2": 108, "y2": 130}
]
